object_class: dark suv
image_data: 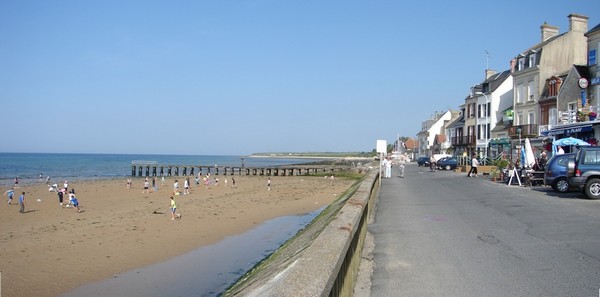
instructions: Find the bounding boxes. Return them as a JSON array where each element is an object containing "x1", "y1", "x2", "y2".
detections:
[
  {"x1": 417, "y1": 157, "x2": 430, "y2": 167},
  {"x1": 568, "y1": 146, "x2": 600, "y2": 199},
  {"x1": 544, "y1": 153, "x2": 574, "y2": 193}
]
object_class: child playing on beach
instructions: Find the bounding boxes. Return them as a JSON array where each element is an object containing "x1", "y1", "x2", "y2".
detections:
[
  {"x1": 19, "y1": 192, "x2": 25, "y2": 213},
  {"x1": 184, "y1": 178, "x2": 190, "y2": 195},
  {"x1": 173, "y1": 180, "x2": 179, "y2": 195},
  {"x1": 170, "y1": 196, "x2": 181, "y2": 220},
  {"x1": 4, "y1": 188, "x2": 14, "y2": 205},
  {"x1": 68, "y1": 191, "x2": 81, "y2": 212},
  {"x1": 57, "y1": 189, "x2": 64, "y2": 206},
  {"x1": 143, "y1": 180, "x2": 150, "y2": 193}
]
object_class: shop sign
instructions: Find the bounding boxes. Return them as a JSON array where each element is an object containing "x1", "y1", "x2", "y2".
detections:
[{"x1": 543, "y1": 125, "x2": 593, "y2": 136}]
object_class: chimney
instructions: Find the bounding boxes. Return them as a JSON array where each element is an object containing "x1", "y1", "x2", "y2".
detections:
[
  {"x1": 485, "y1": 69, "x2": 497, "y2": 80},
  {"x1": 568, "y1": 13, "x2": 588, "y2": 33},
  {"x1": 541, "y1": 22, "x2": 559, "y2": 42}
]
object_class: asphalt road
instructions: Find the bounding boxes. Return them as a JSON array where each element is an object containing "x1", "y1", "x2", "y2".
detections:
[{"x1": 365, "y1": 163, "x2": 600, "y2": 297}]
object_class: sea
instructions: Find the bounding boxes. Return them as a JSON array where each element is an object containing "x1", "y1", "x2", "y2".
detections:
[{"x1": 0, "y1": 152, "x2": 322, "y2": 187}]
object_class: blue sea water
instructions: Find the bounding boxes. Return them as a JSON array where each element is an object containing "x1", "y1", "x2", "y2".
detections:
[{"x1": 0, "y1": 153, "x2": 320, "y2": 186}]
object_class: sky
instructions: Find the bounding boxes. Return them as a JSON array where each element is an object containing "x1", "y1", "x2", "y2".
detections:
[{"x1": 1, "y1": 1, "x2": 599, "y2": 155}]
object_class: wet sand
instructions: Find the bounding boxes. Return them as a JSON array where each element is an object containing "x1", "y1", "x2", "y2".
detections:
[{"x1": 0, "y1": 175, "x2": 354, "y2": 297}]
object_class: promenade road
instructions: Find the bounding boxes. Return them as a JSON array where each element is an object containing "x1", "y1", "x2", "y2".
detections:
[{"x1": 362, "y1": 163, "x2": 600, "y2": 297}]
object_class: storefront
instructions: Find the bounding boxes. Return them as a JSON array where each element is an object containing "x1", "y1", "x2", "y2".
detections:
[
  {"x1": 489, "y1": 138, "x2": 510, "y2": 159},
  {"x1": 541, "y1": 123, "x2": 598, "y2": 153}
]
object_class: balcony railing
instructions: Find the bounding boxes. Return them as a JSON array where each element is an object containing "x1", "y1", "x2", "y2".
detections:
[
  {"x1": 451, "y1": 135, "x2": 475, "y2": 146},
  {"x1": 508, "y1": 124, "x2": 539, "y2": 138}
]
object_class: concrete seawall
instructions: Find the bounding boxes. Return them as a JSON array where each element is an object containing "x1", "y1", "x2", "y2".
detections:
[{"x1": 223, "y1": 168, "x2": 379, "y2": 296}]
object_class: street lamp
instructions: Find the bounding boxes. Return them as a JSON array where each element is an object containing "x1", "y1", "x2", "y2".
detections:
[
  {"x1": 476, "y1": 91, "x2": 490, "y2": 163},
  {"x1": 516, "y1": 126, "x2": 522, "y2": 168}
]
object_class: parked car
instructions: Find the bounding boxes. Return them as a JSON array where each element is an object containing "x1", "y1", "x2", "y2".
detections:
[
  {"x1": 544, "y1": 153, "x2": 574, "y2": 193},
  {"x1": 437, "y1": 156, "x2": 458, "y2": 170},
  {"x1": 417, "y1": 157, "x2": 430, "y2": 167},
  {"x1": 567, "y1": 146, "x2": 600, "y2": 199}
]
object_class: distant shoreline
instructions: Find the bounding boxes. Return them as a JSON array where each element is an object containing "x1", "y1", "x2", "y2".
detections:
[{"x1": 248, "y1": 154, "x2": 373, "y2": 160}]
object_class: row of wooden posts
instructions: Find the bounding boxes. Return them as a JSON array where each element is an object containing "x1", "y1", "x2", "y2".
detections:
[{"x1": 131, "y1": 165, "x2": 343, "y2": 177}]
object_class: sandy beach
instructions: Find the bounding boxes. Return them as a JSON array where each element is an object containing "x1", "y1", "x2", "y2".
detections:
[{"x1": 0, "y1": 175, "x2": 355, "y2": 297}]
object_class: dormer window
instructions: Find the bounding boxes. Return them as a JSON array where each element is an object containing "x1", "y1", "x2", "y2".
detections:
[
  {"x1": 528, "y1": 53, "x2": 537, "y2": 67},
  {"x1": 547, "y1": 77, "x2": 561, "y2": 97},
  {"x1": 518, "y1": 57, "x2": 525, "y2": 71}
]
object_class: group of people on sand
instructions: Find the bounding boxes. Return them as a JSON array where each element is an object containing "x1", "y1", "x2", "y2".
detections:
[{"x1": 4, "y1": 179, "x2": 80, "y2": 214}]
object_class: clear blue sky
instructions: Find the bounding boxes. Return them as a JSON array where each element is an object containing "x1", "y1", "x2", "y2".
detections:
[{"x1": 1, "y1": 1, "x2": 599, "y2": 155}]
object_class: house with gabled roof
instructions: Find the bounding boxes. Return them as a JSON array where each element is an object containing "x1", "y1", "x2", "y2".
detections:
[
  {"x1": 469, "y1": 69, "x2": 513, "y2": 159},
  {"x1": 585, "y1": 22, "x2": 600, "y2": 117},
  {"x1": 510, "y1": 13, "x2": 589, "y2": 152},
  {"x1": 416, "y1": 110, "x2": 458, "y2": 157}
]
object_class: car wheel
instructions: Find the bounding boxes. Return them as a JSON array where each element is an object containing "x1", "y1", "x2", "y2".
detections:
[
  {"x1": 445, "y1": 165, "x2": 451, "y2": 170},
  {"x1": 553, "y1": 177, "x2": 569, "y2": 193},
  {"x1": 584, "y1": 178, "x2": 600, "y2": 199}
]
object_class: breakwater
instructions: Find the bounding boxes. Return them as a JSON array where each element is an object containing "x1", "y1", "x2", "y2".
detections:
[{"x1": 131, "y1": 160, "x2": 352, "y2": 177}]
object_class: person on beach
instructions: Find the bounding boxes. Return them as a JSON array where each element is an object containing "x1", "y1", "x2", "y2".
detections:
[
  {"x1": 46, "y1": 176, "x2": 51, "y2": 184},
  {"x1": 143, "y1": 180, "x2": 150, "y2": 193},
  {"x1": 57, "y1": 189, "x2": 64, "y2": 206},
  {"x1": 173, "y1": 180, "x2": 179, "y2": 195},
  {"x1": 64, "y1": 180, "x2": 68, "y2": 192},
  {"x1": 4, "y1": 188, "x2": 14, "y2": 205},
  {"x1": 231, "y1": 177, "x2": 236, "y2": 188},
  {"x1": 152, "y1": 176, "x2": 158, "y2": 192},
  {"x1": 69, "y1": 191, "x2": 81, "y2": 212},
  {"x1": 170, "y1": 196, "x2": 181, "y2": 220},
  {"x1": 161, "y1": 176, "x2": 165, "y2": 186},
  {"x1": 14, "y1": 177, "x2": 19, "y2": 187},
  {"x1": 19, "y1": 192, "x2": 25, "y2": 213},
  {"x1": 126, "y1": 178, "x2": 132, "y2": 189},
  {"x1": 184, "y1": 178, "x2": 190, "y2": 195},
  {"x1": 267, "y1": 178, "x2": 271, "y2": 191}
]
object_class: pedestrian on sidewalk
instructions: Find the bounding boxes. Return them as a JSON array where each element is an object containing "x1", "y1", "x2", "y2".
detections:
[
  {"x1": 467, "y1": 154, "x2": 479, "y2": 177},
  {"x1": 398, "y1": 154, "x2": 407, "y2": 178}
]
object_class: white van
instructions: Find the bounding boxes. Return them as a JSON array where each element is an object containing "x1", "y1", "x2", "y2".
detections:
[{"x1": 432, "y1": 154, "x2": 452, "y2": 162}]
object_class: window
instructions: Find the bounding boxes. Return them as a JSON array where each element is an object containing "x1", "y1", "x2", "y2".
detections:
[
  {"x1": 549, "y1": 108, "x2": 558, "y2": 125},
  {"x1": 528, "y1": 111, "x2": 535, "y2": 124},
  {"x1": 548, "y1": 79, "x2": 559, "y2": 97},
  {"x1": 517, "y1": 111, "x2": 524, "y2": 125},
  {"x1": 528, "y1": 53, "x2": 537, "y2": 67},
  {"x1": 583, "y1": 151, "x2": 600, "y2": 165},
  {"x1": 527, "y1": 82, "x2": 535, "y2": 101},
  {"x1": 518, "y1": 58, "x2": 525, "y2": 71},
  {"x1": 487, "y1": 102, "x2": 491, "y2": 117},
  {"x1": 517, "y1": 84, "x2": 524, "y2": 103}
]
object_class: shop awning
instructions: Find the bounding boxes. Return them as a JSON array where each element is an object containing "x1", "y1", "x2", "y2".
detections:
[
  {"x1": 541, "y1": 124, "x2": 593, "y2": 136},
  {"x1": 489, "y1": 138, "x2": 510, "y2": 145}
]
